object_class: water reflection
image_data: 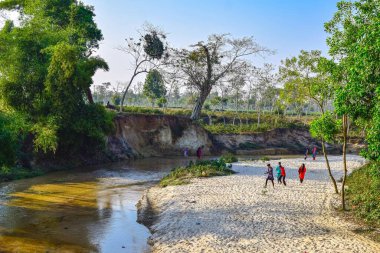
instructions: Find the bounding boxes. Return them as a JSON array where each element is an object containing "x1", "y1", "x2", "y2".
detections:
[{"x1": 0, "y1": 157, "x2": 191, "y2": 253}]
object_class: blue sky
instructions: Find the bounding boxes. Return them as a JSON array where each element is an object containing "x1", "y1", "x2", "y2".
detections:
[{"x1": 83, "y1": 0, "x2": 340, "y2": 87}]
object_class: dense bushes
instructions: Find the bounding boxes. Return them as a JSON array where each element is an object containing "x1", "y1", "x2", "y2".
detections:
[
  {"x1": 160, "y1": 159, "x2": 235, "y2": 187},
  {"x1": 0, "y1": 110, "x2": 29, "y2": 168},
  {"x1": 346, "y1": 162, "x2": 380, "y2": 225}
]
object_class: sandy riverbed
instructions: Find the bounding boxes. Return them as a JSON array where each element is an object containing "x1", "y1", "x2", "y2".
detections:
[{"x1": 139, "y1": 155, "x2": 380, "y2": 253}]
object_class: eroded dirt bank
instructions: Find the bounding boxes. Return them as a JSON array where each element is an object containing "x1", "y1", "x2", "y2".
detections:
[
  {"x1": 138, "y1": 155, "x2": 380, "y2": 253},
  {"x1": 106, "y1": 114, "x2": 346, "y2": 160}
]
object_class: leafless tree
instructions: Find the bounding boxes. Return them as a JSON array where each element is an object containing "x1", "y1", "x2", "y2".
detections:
[
  {"x1": 117, "y1": 24, "x2": 168, "y2": 111},
  {"x1": 169, "y1": 34, "x2": 271, "y2": 120},
  {"x1": 248, "y1": 64, "x2": 277, "y2": 126}
]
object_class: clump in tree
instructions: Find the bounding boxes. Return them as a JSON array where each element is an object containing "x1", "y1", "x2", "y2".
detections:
[
  {"x1": 170, "y1": 34, "x2": 271, "y2": 120},
  {"x1": 143, "y1": 69, "x2": 167, "y2": 107},
  {"x1": 310, "y1": 112, "x2": 340, "y2": 194},
  {"x1": 144, "y1": 32, "x2": 165, "y2": 59}
]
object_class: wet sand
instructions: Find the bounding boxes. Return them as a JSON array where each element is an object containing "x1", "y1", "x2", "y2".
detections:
[{"x1": 140, "y1": 155, "x2": 380, "y2": 253}]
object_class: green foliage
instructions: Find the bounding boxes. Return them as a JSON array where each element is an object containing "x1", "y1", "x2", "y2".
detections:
[
  {"x1": 0, "y1": 166, "x2": 44, "y2": 182},
  {"x1": 220, "y1": 153, "x2": 238, "y2": 163},
  {"x1": 61, "y1": 104, "x2": 115, "y2": 155},
  {"x1": 32, "y1": 120, "x2": 58, "y2": 154},
  {"x1": 160, "y1": 159, "x2": 235, "y2": 187},
  {"x1": 279, "y1": 50, "x2": 334, "y2": 111},
  {"x1": 0, "y1": 0, "x2": 112, "y2": 167},
  {"x1": 260, "y1": 156, "x2": 270, "y2": 162},
  {"x1": 346, "y1": 162, "x2": 380, "y2": 225},
  {"x1": 204, "y1": 121, "x2": 305, "y2": 135},
  {"x1": 143, "y1": 69, "x2": 166, "y2": 105},
  {"x1": 325, "y1": 0, "x2": 380, "y2": 161},
  {"x1": 157, "y1": 97, "x2": 167, "y2": 108},
  {"x1": 310, "y1": 112, "x2": 340, "y2": 143},
  {"x1": 122, "y1": 106, "x2": 164, "y2": 115},
  {"x1": 0, "y1": 110, "x2": 29, "y2": 167}
]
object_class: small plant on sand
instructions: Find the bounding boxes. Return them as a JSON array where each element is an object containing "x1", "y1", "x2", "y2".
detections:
[
  {"x1": 220, "y1": 153, "x2": 238, "y2": 163},
  {"x1": 260, "y1": 156, "x2": 270, "y2": 162},
  {"x1": 159, "y1": 159, "x2": 235, "y2": 187}
]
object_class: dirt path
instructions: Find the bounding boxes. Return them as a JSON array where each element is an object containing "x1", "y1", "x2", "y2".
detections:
[{"x1": 140, "y1": 155, "x2": 380, "y2": 253}]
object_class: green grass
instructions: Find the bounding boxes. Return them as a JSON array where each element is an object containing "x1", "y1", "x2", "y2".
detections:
[
  {"x1": 203, "y1": 121, "x2": 306, "y2": 134},
  {"x1": 346, "y1": 162, "x2": 380, "y2": 226},
  {"x1": 159, "y1": 159, "x2": 235, "y2": 187},
  {"x1": 0, "y1": 166, "x2": 44, "y2": 182}
]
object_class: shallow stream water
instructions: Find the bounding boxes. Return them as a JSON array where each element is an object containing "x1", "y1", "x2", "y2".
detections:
[{"x1": 0, "y1": 157, "x2": 192, "y2": 253}]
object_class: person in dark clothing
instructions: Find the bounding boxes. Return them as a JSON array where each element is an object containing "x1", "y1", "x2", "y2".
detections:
[
  {"x1": 304, "y1": 148, "x2": 309, "y2": 160},
  {"x1": 196, "y1": 146, "x2": 204, "y2": 159},
  {"x1": 264, "y1": 163, "x2": 275, "y2": 188}
]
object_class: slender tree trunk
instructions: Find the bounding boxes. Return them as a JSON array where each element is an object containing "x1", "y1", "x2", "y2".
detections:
[
  {"x1": 342, "y1": 114, "x2": 348, "y2": 210},
  {"x1": 86, "y1": 88, "x2": 94, "y2": 104},
  {"x1": 190, "y1": 87, "x2": 210, "y2": 120},
  {"x1": 257, "y1": 108, "x2": 261, "y2": 127},
  {"x1": 322, "y1": 140, "x2": 339, "y2": 194},
  {"x1": 120, "y1": 73, "x2": 139, "y2": 112}
]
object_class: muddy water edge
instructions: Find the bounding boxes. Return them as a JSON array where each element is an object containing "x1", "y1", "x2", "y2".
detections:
[{"x1": 0, "y1": 157, "x2": 193, "y2": 253}]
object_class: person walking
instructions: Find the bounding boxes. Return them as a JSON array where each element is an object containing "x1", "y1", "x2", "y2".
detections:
[
  {"x1": 184, "y1": 147, "x2": 189, "y2": 157},
  {"x1": 304, "y1": 147, "x2": 309, "y2": 160},
  {"x1": 312, "y1": 146, "x2": 317, "y2": 160},
  {"x1": 278, "y1": 162, "x2": 287, "y2": 186},
  {"x1": 196, "y1": 146, "x2": 204, "y2": 159},
  {"x1": 264, "y1": 163, "x2": 275, "y2": 188},
  {"x1": 275, "y1": 163, "x2": 282, "y2": 184},
  {"x1": 298, "y1": 163, "x2": 307, "y2": 183}
]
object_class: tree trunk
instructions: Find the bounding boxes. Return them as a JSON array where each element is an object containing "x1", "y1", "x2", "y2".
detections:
[
  {"x1": 322, "y1": 140, "x2": 339, "y2": 194},
  {"x1": 86, "y1": 88, "x2": 94, "y2": 104},
  {"x1": 190, "y1": 95, "x2": 207, "y2": 120},
  {"x1": 257, "y1": 108, "x2": 261, "y2": 127},
  {"x1": 190, "y1": 86, "x2": 211, "y2": 120},
  {"x1": 342, "y1": 114, "x2": 348, "y2": 210}
]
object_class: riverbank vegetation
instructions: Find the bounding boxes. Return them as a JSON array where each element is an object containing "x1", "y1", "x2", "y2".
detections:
[
  {"x1": 347, "y1": 162, "x2": 380, "y2": 226},
  {"x1": 0, "y1": 1, "x2": 115, "y2": 176},
  {"x1": 159, "y1": 159, "x2": 235, "y2": 187}
]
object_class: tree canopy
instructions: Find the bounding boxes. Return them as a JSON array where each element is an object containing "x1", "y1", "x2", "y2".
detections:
[
  {"x1": 325, "y1": 0, "x2": 380, "y2": 161},
  {"x1": 0, "y1": 0, "x2": 112, "y2": 167}
]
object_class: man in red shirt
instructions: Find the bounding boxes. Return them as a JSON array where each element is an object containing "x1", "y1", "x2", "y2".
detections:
[{"x1": 278, "y1": 162, "x2": 287, "y2": 186}]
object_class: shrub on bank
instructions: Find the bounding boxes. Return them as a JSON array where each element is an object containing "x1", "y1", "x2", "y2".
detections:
[
  {"x1": 221, "y1": 153, "x2": 238, "y2": 163},
  {"x1": 0, "y1": 166, "x2": 44, "y2": 182},
  {"x1": 346, "y1": 162, "x2": 380, "y2": 225},
  {"x1": 160, "y1": 159, "x2": 235, "y2": 187}
]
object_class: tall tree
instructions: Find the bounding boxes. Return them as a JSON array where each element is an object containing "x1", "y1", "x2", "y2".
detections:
[
  {"x1": 170, "y1": 34, "x2": 270, "y2": 120},
  {"x1": 326, "y1": 0, "x2": 380, "y2": 162},
  {"x1": 0, "y1": 0, "x2": 111, "y2": 158},
  {"x1": 325, "y1": 0, "x2": 380, "y2": 209},
  {"x1": 143, "y1": 69, "x2": 166, "y2": 106},
  {"x1": 279, "y1": 50, "x2": 338, "y2": 193},
  {"x1": 117, "y1": 25, "x2": 168, "y2": 111}
]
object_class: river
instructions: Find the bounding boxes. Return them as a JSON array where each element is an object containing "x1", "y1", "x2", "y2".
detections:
[{"x1": 0, "y1": 157, "x2": 192, "y2": 253}]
